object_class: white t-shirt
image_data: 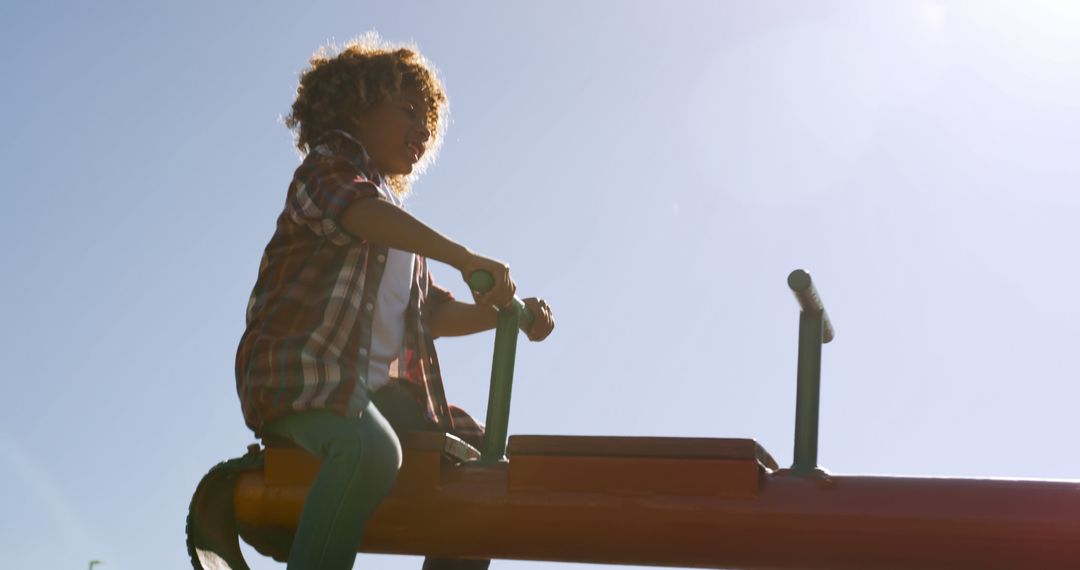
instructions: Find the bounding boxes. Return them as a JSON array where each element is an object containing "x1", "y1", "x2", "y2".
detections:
[{"x1": 365, "y1": 185, "x2": 415, "y2": 392}]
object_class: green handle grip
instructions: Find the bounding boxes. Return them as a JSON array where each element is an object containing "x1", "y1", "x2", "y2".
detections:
[{"x1": 468, "y1": 271, "x2": 535, "y2": 331}]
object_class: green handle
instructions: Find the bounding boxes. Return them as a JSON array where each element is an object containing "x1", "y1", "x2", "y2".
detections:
[
  {"x1": 468, "y1": 271, "x2": 535, "y2": 331},
  {"x1": 468, "y1": 270, "x2": 533, "y2": 462},
  {"x1": 787, "y1": 269, "x2": 833, "y2": 476}
]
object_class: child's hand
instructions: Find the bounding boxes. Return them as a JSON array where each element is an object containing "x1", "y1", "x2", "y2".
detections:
[
  {"x1": 522, "y1": 297, "x2": 555, "y2": 341},
  {"x1": 459, "y1": 253, "x2": 516, "y2": 308}
]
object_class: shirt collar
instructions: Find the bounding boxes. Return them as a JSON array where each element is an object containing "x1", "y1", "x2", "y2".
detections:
[{"x1": 315, "y1": 129, "x2": 386, "y2": 187}]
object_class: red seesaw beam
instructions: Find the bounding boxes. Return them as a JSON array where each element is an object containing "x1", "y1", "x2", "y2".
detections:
[{"x1": 231, "y1": 432, "x2": 1080, "y2": 569}]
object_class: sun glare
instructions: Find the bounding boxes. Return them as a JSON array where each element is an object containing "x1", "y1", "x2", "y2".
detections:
[{"x1": 918, "y1": 0, "x2": 948, "y2": 33}]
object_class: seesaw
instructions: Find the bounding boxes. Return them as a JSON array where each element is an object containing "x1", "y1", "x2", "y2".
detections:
[{"x1": 187, "y1": 270, "x2": 1080, "y2": 569}]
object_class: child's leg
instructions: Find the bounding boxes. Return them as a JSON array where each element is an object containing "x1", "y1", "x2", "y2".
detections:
[
  {"x1": 262, "y1": 403, "x2": 402, "y2": 570},
  {"x1": 415, "y1": 406, "x2": 490, "y2": 570},
  {"x1": 371, "y1": 385, "x2": 491, "y2": 570},
  {"x1": 423, "y1": 405, "x2": 490, "y2": 569}
]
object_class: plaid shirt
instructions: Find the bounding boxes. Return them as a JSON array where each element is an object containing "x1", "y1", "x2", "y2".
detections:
[{"x1": 236, "y1": 130, "x2": 457, "y2": 435}]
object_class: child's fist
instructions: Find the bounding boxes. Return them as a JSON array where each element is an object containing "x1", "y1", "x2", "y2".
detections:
[
  {"x1": 460, "y1": 253, "x2": 516, "y2": 308},
  {"x1": 523, "y1": 297, "x2": 554, "y2": 341}
]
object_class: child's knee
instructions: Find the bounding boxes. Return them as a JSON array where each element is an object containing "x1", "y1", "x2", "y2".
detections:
[
  {"x1": 363, "y1": 403, "x2": 403, "y2": 479},
  {"x1": 322, "y1": 437, "x2": 400, "y2": 497},
  {"x1": 366, "y1": 426, "x2": 403, "y2": 488},
  {"x1": 359, "y1": 416, "x2": 404, "y2": 490}
]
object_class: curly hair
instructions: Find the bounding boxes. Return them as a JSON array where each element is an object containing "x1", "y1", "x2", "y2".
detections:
[{"x1": 285, "y1": 34, "x2": 448, "y2": 195}]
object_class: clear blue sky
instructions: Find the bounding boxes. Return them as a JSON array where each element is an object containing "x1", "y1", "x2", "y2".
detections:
[{"x1": 2, "y1": 1, "x2": 1079, "y2": 569}]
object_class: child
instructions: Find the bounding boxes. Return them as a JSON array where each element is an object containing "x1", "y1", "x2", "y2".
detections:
[{"x1": 235, "y1": 36, "x2": 555, "y2": 570}]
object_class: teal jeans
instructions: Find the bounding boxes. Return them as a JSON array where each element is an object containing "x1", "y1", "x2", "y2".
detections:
[{"x1": 262, "y1": 403, "x2": 402, "y2": 570}]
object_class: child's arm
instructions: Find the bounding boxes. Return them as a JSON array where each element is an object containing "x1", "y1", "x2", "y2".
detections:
[
  {"x1": 429, "y1": 301, "x2": 498, "y2": 337},
  {"x1": 340, "y1": 198, "x2": 515, "y2": 307},
  {"x1": 429, "y1": 297, "x2": 555, "y2": 341}
]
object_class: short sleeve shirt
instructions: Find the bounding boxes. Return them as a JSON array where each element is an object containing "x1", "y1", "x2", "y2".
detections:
[{"x1": 235, "y1": 130, "x2": 455, "y2": 435}]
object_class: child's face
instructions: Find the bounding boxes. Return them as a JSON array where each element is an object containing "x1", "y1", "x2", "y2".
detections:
[{"x1": 350, "y1": 88, "x2": 431, "y2": 176}]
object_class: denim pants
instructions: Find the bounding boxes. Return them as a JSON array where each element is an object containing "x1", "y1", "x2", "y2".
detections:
[
  {"x1": 262, "y1": 403, "x2": 401, "y2": 570},
  {"x1": 263, "y1": 384, "x2": 490, "y2": 570}
]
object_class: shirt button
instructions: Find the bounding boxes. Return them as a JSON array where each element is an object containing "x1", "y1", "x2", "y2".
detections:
[
  {"x1": 377, "y1": 254, "x2": 387, "y2": 263},
  {"x1": 359, "y1": 348, "x2": 368, "y2": 356},
  {"x1": 365, "y1": 302, "x2": 374, "y2": 312}
]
